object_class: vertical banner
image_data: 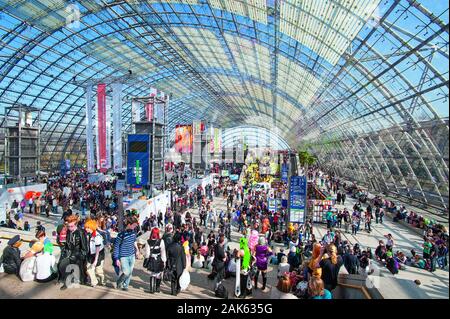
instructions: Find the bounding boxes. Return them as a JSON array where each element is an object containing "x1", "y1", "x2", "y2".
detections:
[
  {"x1": 155, "y1": 90, "x2": 164, "y2": 124},
  {"x1": 289, "y1": 176, "x2": 307, "y2": 224},
  {"x1": 209, "y1": 126, "x2": 215, "y2": 153},
  {"x1": 214, "y1": 128, "x2": 222, "y2": 153},
  {"x1": 97, "y1": 83, "x2": 107, "y2": 173},
  {"x1": 132, "y1": 100, "x2": 140, "y2": 126},
  {"x1": 145, "y1": 87, "x2": 157, "y2": 122},
  {"x1": 85, "y1": 84, "x2": 95, "y2": 172},
  {"x1": 105, "y1": 96, "x2": 112, "y2": 170},
  {"x1": 112, "y1": 83, "x2": 123, "y2": 173},
  {"x1": 192, "y1": 120, "x2": 202, "y2": 165}
]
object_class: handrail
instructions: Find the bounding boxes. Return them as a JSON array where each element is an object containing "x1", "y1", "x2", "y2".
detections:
[{"x1": 337, "y1": 282, "x2": 373, "y2": 299}]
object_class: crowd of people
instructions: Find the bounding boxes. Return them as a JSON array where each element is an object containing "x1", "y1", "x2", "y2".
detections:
[{"x1": 0, "y1": 164, "x2": 448, "y2": 300}]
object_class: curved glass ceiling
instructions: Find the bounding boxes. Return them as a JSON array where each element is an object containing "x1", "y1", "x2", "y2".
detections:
[{"x1": 0, "y1": 0, "x2": 448, "y2": 209}]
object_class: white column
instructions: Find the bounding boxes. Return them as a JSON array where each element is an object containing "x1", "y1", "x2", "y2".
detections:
[
  {"x1": 112, "y1": 83, "x2": 123, "y2": 173},
  {"x1": 85, "y1": 84, "x2": 95, "y2": 172}
]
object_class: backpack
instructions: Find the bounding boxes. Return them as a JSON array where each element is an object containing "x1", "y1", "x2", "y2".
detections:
[{"x1": 215, "y1": 282, "x2": 228, "y2": 299}]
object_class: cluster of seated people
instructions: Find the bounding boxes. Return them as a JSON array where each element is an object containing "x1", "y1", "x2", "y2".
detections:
[{"x1": 406, "y1": 211, "x2": 448, "y2": 234}]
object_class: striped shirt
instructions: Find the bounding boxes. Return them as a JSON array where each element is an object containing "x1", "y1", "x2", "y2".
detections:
[{"x1": 113, "y1": 229, "x2": 136, "y2": 259}]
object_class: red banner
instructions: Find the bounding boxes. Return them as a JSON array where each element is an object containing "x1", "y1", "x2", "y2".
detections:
[
  {"x1": 145, "y1": 103, "x2": 153, "y2": 121},
  {"x1": 175, "y1": 125, "x2": 193, "y2": 153},
  {"x1": 97, "y1": 83, "x2": 107, "y2": 172}
]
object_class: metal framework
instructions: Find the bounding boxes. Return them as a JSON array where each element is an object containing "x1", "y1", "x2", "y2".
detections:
[{"x1": 0, "y1": 0, "x2": 448, "y2": 210}]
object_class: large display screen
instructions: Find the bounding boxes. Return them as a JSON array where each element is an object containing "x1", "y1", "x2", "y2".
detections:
[
  {"x1": 127, "y1": 134, "x2": 150, "y2": 186},
  {"x1": 129, "y1": 141, "x2": 148, "y2": 153}
]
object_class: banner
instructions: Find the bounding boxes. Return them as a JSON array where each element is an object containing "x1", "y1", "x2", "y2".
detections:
[
  {"x1": 289, "y1": 176, "x2": 307, "y2": 224},
  {"x1": 131, "y1": 100, "x2": 140, "y2": 126},
  {"x1": 209, "y1": 127, "x2": 215, "y2": 153},
  {"x1": 85, "y1": 84, "x2": 95, "y2": 173},
  {"x1": 97, "y1": 83, "x2": 107, "y2": 172},
  {"x1": 105, "y1": 96, "x2": 111, "y2": 170},
  {"x1": 112, "y1": 83, "x2": 123, "y2": 173},
  {"x1": 214, "y1": 128, "x2": 221, "y2": 153},
  {"x1": 175, "y1": 125, "x2": 193, "y2": 153},
  {"x1": 155, "y1": 90, "x2": 164, "y2": 124}
]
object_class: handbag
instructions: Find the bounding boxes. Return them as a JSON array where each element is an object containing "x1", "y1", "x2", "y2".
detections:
[{"x1": 143, "y1": 258, "x2": 150, "y2": 269}]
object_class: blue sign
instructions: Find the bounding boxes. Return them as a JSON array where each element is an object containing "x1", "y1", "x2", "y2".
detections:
[
  {"x1": 281, "y1": 164, "x2": 288, "y2": 183},
  {"x1": 60, "y1": 160, "x2": 70, "y2": 175},
  {"x1": 126, "y1": 134, "x2": 150, "y2": 186},
  {"x1": 289, "y1": 176, "x2": 307, "y2": 224},
  {"x1": 230, "y1": 174, "x2": 239, "y2": 181},
  {"x1": 268, "y1": 199, "x2": 280, "y2": 213}
]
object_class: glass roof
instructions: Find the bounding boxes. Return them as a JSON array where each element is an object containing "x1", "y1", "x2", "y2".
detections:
[{"x1": 0, "y1": 0, "x2": 448, "y2": 209}]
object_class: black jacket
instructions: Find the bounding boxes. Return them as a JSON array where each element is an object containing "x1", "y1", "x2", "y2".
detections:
[
  {"x1": 343, "y1": 253, "x2": 360, "y2": 274},
  {"x1": 167, "y1": 242, "x2": 186, "y2": 276},
  {"x1": 62, "y1": 228, "x2": 88, "y2": 262},
  {"x1": 213, "y1": 243, "x2": 226, "y2": 271},
  {"x1": 1, "y1": 246, "x2": 22, "y2": 275}
]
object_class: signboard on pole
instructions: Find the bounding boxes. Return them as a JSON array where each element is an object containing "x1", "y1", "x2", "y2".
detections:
[
  {"x1": 289, "y1": 175, "x2": 307, "y2": 224},
  {"x1": 268, "y1": 198, "x2": 279, "y2": 213},
  {"x1": 126, "y1": 134, "x2": 150, "y2": 186},
  {"x1": 281, "y1": 164, "x2": 288, "y2": 183},
  {"x1": 116, "y1": 179, "x2": 126, "y2": 191}
]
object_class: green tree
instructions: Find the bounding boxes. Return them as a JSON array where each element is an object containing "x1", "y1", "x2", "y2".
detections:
[{"x1": 298, "y1": 150, "x2": 317, "y2": 168}]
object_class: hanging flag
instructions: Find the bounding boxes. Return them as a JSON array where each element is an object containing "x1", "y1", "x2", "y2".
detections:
[
  {"x1": 112, "y1": 83, "x2": 123, "y2": 173},
  {"x1": 105, "y1": 96, "x2": 112, "y2": 170},
  {"x1": 97, "y1": 83, "x2": 107, "y2": 173},
  {"x1": 132, "y1": 100, "x2": 140, "y2": 124},
  {"x1": 85, "y1": 84, "x2": 95, "y2": 172},
  {"x1": 145, "y1": 87, "x2": 157, "y2": 122}
]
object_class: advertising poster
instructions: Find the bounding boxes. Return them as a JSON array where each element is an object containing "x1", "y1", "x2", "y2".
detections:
[
  {"x1": 281, "y1": 164, "x2": 289, "y2": 183},
  {"x1": 175, "y1": 125, "x2": 193, "y2": 153}
]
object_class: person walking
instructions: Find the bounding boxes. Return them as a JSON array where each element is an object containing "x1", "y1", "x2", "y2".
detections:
[
  {"x1": 254, "y1": 236, "x2": 272, "y2": 292},
  {"x1": 166, "y1": 232, "x2": 186, "y2": 296},
  {"x1": 113, "y1": 217, "x2": 139, "y2": 291},
  {"x1": 85, "y1": 219, "x2": 106, "y2": 287},
  {"x1": 211, "y1": 234, "x2": 227, "y2": 291},
  {"x1": 145, "y1": 227, "x2": 167, "y2": 293},
  {"x1": 318, "y1": 244, "x2": 344, "y2": 292},
  {"x1": 343, "y1": 248, "x2": 360, "y2": 274}
]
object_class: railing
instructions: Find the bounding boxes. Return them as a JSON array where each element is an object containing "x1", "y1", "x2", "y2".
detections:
[{"x1": 337, "y1": 282, "x2": 372, "y2": 299}]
